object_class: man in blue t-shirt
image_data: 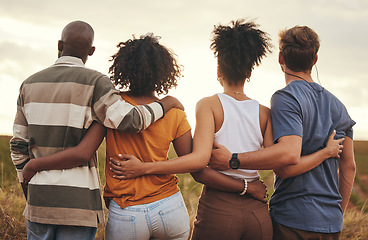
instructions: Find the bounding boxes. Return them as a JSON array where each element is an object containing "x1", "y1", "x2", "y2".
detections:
[{"x1": 210, "y1": 26, "x2": 355, "y2": 239}]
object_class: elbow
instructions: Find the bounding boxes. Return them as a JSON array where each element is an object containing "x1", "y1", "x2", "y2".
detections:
[
  {"x1": 346, "y1": 160, "x2": 356, "y2": 174},
  {"x1": 74, "y1": 151, "x2": 94, "y2": 165},
  {"x1": 190, "y1": 171, "x2": 202, "y2": 182},
  {"x1": 274, "y1": 170, "x2": 293, "y2": 179},
  {"x1": 283, "y1": 152, "x2": 299, "y2": 166}
]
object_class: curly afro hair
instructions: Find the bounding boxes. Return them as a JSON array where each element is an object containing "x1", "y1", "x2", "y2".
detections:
[
  {"x1": 109, "y1": 34, "x2": 182, "y2": 96},
  {"x1": 211, "y1": 19, "x2": 272, "y2": 84}
]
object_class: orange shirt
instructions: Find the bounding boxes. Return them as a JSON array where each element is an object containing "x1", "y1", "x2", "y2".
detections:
[{"x1": 104, "y1": 93, "x2": 191, "y2": 209}]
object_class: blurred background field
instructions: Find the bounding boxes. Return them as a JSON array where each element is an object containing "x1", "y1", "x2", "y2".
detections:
[{"x1": 0, "y1": 136, "x2": 367, "y2": 240}]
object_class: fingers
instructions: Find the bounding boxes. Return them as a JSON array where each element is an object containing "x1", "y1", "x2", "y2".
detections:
[
  {"x1": 212, "y1": 142, "x2": 222, "y2": 149},
  {"x1": 329, "y1": 130, "x2": 336, "y2": 139}
]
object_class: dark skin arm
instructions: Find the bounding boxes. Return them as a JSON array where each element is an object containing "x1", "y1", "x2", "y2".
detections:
[
  {"x1": 22, "y1": 122, "x2": 106, "y2": 185},
  {"x1": 159, "y1": 95, "x2": 185, "y2": 113},
  {"x1": 191, "y1": 168, "x2": 268, "y2": 202},
  {"x1": 110, "y1": 97, "x2": 268, "y2": 201}
]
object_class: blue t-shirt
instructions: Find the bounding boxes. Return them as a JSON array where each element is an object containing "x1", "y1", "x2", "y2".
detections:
[{"x1": 269, "y1": 80, "x2": 355, "y2": 233}]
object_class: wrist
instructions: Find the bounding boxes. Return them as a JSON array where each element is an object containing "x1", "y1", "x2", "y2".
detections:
[
  {"x1": 322, "y1": 147, "x2": 333, "y2": 158},
  {"x1": 144, "y1": 162, "x2": 155, "y2": 175},
  {"x1": 239, "y1": 179, "x2": 248, "y2": 195}
]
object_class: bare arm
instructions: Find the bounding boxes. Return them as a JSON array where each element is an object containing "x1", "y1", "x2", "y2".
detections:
[
  {"x1": 191, "y1": 168, "x2": 267, "y2": 202},
  {"x1": 210, "y1": 135, "x2": 302, "y2": 171},
  {"x1": 110, "y1": 97, "x2": 216, "y2": 178},
  {"x1": 274, "y1": 131, "x2": 344, "y2": 179},
  {"x1": 338, "y1": 136, "x2": 356, "y2": 213},
  {"x1": 210, "y1": 122, "x2": 343, "y2": 177},
  {"x1": 22, "y1": 122, "x2": 106, "y2": 184}
]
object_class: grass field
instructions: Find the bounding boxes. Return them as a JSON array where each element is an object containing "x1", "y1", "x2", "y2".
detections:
[{"x1": 0, "y1": 136, "x2": 367, "y2": 239}]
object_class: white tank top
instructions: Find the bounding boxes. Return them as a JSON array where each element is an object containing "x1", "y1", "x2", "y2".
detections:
[{"x1": 215, "y1": 93, "x2": 263, "y2": 181}]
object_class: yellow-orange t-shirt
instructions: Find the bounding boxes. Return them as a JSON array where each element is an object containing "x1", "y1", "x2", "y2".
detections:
[{"x1": 104, "y1": 93, "x2": 191, "y2": 209}]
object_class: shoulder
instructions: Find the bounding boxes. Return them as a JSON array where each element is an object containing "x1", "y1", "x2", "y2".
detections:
[
  {"x1": 259, "y1": 104, "x2": 271, "y2": 118},
  {"x1": 196, "y1": 94, "x2": 220, "y2": 110},
  {"x1": 166, "y1": 108, "x2": 188, "y2": 119}
]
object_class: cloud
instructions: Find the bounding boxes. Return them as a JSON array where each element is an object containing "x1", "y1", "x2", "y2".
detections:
[{"x1": 0, "y1": 0, "x2": 367, "y2": 138}]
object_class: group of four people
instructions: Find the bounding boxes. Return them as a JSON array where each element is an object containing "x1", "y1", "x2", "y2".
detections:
[{"x1": 11, "y1": 19, "x2": 355, "y2": 240}]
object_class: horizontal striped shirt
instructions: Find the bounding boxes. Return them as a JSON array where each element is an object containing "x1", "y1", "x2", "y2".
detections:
[{"x1": 10, "y1": 56, "x2": 163, "y2": 227}]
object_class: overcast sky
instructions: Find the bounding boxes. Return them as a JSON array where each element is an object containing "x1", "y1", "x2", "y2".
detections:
[{"x1": 1, "y1": 0, "x2": 367, "y2": 140}]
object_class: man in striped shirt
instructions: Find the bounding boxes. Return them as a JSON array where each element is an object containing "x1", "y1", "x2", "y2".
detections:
[{"x1": 10, "y1": 20, "x2": 183, "y2": 239}]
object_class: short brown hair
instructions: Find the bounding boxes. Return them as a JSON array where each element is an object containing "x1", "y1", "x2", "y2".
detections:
[{"x1": 279, "y1": 26, "x2": 320, "y2": 72}]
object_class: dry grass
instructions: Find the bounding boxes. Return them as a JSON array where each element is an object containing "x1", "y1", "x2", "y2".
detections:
[
  {"x1": 341, "y1": 206, "x2": 368, "y2": 240},
  {"x1": 0, "y1": 175, "x2": 368, "y2": 240},
  {"x1": 0, "y1": 184, "x2": 26, "y2": 240},
  {"x1": 1, "y1": 139, "x2": 368, "y2": 239}
]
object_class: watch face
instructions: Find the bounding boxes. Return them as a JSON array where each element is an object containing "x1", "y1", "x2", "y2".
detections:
[{"x1": 229, "y1": 158, "x2": 240, "y2": 169}]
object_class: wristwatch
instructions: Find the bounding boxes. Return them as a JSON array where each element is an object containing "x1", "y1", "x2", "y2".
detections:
[{"x1": 229, "y1": 153, "x2": 240, "y2": 169}]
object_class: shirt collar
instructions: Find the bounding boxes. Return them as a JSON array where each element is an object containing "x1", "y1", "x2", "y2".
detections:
[{"x1": 53, "y1": 56, "x2": 85, "y2": 67}]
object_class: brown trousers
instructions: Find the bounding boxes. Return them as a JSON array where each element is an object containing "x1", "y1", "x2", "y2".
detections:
[
  {"x1": 191, "y1": 186, "x2": 272, "y2": 240},
  {"x1": 273, "y1": 221, "x2": 341, "y2": 240}
]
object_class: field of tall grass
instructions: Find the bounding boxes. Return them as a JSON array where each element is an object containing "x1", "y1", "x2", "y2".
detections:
[{"x1": 0, "y1": 136, "x2": 367, "y2": 239}]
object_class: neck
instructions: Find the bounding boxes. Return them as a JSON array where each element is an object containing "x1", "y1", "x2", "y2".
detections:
[
  {"x1": 283, "y1": 68, "x2": 313, "y2": 85},
  {"x1": 126, "y1": 91, "x2": 158, "y2": 104},
  {"x1": 223, "y1": 83, "x2": 250, "y2": 100}
]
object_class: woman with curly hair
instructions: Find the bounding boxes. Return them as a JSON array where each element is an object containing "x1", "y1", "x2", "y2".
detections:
[{"x1": 101, "y1": 33, "x2": 192, "y2": 240}]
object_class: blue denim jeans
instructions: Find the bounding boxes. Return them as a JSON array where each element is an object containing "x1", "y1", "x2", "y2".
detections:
[
  {"x1": 26, "y1": 220, "x2": 97, "y2": 240},
  {"x1": 105, "y1": 191, "x2": 190, "y2": 240}
]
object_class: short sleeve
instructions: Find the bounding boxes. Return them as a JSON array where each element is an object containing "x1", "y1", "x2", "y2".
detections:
[
  {"x1": 174, "y1": 110, "x2": 191, "y2": 139},
  {"x1": 271, "y1": 90, "x2": 303, "y2": 143}
]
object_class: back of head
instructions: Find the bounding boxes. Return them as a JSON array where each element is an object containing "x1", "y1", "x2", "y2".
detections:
[
  {"x1": 60, "y1": 21, "x2": 94, "y2": 60},
  {"x1": 279, "y1": 26, "x2": 320, "y2": 72},
  {"x1": 211, "y1": 19, "x2": 272, "y2": 84},
  {"x1": 109, "y1": 33, "x2": 181, "y2": 96}
]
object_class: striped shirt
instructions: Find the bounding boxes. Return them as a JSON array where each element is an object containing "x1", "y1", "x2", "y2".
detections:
[{"x1": 10, "y1": 56, "x2": 163, "y2": 227}]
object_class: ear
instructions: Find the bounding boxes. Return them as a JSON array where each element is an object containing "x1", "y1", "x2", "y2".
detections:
[
  {"x1": 313, "y1": 54, "x2": 318, "y2": 65},
  {"x1": 58, "y1": 40, "x2": 63, "y2": 52},
  {"x1": 88, "y1": 46, "x2": 95, "y2": 56},
  {"x1": 278, "y1": 52, "x2": 284, "y2": 65}
]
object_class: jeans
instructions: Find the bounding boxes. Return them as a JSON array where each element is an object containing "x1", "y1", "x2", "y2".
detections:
[
  {"x1": 105, "y1": 191, "x2": 190, "y2": 240},
  {"x1": 26, "y1": 220, "x2": 97, "y2": 240}
]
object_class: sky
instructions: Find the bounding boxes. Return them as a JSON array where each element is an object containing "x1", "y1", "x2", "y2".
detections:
[{"x1": 0, "y1": 0, "x2": 367, "y2": 140}]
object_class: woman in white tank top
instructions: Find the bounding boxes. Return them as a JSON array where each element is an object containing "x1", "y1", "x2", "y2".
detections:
[{"x1": 190, "y1": 20, "x2": 275, "y2": 240}]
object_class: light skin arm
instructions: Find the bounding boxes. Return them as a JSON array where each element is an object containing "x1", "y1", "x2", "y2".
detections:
[
  {"x1": 210, "y1": 131, "x2": 343, "y2": 176},
  {"x1": 22, "y1": 122, "x2": 106, "y2": 184},
  {"x1": 274, "y1": 131, "x2": 344, "y2": 179},
  {"x1": 210, "y1": 135, "x2": 302, "y2": 171},
  {"x1": 338, "y1": 136, "x2": 356, "y2": 213}
]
